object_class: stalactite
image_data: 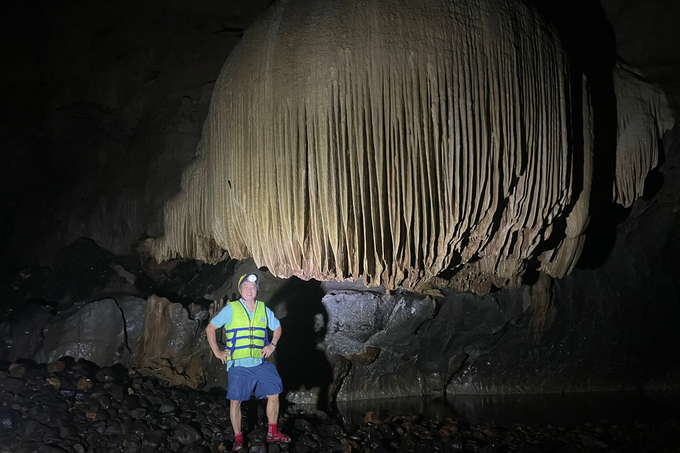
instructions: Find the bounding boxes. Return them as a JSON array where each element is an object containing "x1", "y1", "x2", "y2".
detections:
[
  {"x1": 613, "y1": 62, "x2": 674, "y2": 208},
  {"x1": 150, "y1": 0, "x2": 594, "y2": 291}
]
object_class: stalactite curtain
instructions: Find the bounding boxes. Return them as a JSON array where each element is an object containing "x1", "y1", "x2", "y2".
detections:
[
  {"x1": 613, "y1": 62, "x2": 674, "y2": 208},
  {"x1": 151, "y1": 0, "x2": 595, "y2": 291}
]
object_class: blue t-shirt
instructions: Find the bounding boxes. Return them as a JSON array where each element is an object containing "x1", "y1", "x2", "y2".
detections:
[{"x1": 210, "y1": 299, "x2": 281, "y2": 370}]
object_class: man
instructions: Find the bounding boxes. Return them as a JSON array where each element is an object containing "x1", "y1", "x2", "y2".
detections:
[{"x1": 206, "y1": 272, "x2": 291, "y2": 451}]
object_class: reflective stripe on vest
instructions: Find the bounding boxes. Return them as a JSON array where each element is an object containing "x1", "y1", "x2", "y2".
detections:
[{"x1": 224, "y1": 301, "x2": 269, "y2": 360}]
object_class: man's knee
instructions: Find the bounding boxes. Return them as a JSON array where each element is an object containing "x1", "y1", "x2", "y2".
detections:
[
  {"x1": 266, "y1": 394, "x2": 279, "y2": 401},
  {"x1": 230, "y1": 400, "x2": 242, "y2": 408}
]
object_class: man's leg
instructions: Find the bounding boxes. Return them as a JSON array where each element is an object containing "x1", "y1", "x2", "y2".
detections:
[
  {"x1": 228, "y1": 366, "x2": 257, "y2": 451},
  {"x1": 265, "y1": 394, "x2": 279, "y2": 425},
  {"x1": 265, "y1": 393, "x2": 290, "y2": 443},
  {"x1": 230, "y1": 400, "x2": 243, "y2": 434},
  {"x1": 229, "y1": 400, "x2": 245, "y2": 450},
  {"x1": 253, "y1": 363, "x2": 290, "y2": 443}
]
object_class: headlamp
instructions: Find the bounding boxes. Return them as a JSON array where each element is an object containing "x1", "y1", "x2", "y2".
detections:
[{"x1": 238, "y1": 272, "x2": 260, "y2": 291}]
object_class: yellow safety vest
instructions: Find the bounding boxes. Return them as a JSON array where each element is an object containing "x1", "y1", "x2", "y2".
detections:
[{"x1": 224, "y1": 301, "x2": 268, "y2": 360}]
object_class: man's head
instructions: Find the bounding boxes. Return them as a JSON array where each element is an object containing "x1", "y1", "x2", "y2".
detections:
[{"x1": 238, "y1": 272, "x2": 259, "y2": 301}]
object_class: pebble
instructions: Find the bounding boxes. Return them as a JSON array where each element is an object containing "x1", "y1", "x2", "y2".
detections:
[
  {"x1": 8, "y1": 363, "x2": 26, "y2": 378},
  {"x1": 46, "y1": 361, "x2": 65, "y2": 373},
  {"x1": 294, "y1": 418, "x2": 315, "y2": 434},
  {"x1": 76, "y1": 376, "x2": 92, "y2": 390},
  {"x1": 363, "y1": 411, "x2": 381, "y2": 424},
  {"x1": 0, "y1": 360, "x2": 678, "y2": 453}
]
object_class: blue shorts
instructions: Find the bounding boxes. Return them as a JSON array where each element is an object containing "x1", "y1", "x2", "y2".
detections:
[{"x1": 227, "y1": 362, "x2": 283, "y2": 401}]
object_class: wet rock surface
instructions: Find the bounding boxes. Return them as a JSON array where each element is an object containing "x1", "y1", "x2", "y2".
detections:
[
  {"x1": 36, "y1": 298, "x2": 136, "y2": 367},
  {"x1": 0, "y1": 360, "x2": 678, "y2": 453}
]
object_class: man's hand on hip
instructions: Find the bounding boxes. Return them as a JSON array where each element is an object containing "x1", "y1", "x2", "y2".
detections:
[
  {"x1": 261, "y1": 344, "x2": 276, "y2": 359},
  {"x1": 214, "y1": 350, "x2": 230, "y2": 364}
]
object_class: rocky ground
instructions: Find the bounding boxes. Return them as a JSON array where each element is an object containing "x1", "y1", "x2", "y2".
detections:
[{"x1": 1, "y1": 359, "x2": 678, "y2": 453}]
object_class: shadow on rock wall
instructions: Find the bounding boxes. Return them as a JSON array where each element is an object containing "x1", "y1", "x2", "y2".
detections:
[
  {"x1": 528, "y1": 0, "x2": 621, "y2": 270},
  {"x1": 268, "y1": 277, "x2": 333, "y2": 411}
]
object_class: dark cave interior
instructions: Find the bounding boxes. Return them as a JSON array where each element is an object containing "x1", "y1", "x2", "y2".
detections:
[{"x1": 1, "y1": 0, "x2": 680, "y2": 452}]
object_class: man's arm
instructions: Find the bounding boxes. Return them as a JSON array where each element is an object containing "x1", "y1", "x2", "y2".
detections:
[
  {"x1": 206, "y1": 322, "x2": 230, "y2": 364},
  {"x1": 262, "y1": 326, "x2": 281, "y2": 359}
]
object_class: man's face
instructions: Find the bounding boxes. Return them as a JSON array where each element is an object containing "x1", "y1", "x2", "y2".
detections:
[{"x1": 240, "y1": 281, "x2": 258, "y2": 301}]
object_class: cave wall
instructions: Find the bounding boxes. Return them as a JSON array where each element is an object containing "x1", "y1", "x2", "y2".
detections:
[
  {"x1": 0, "y1": 0, "x2": 679, "y2": 401},
  {"x1": 600, "y1": 0, "x2": 680, "y2": 114},
  {"x1": 0, "y1": 0, "x2": 271, "y2": 268}
]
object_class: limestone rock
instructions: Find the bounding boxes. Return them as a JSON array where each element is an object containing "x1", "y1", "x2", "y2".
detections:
[
  {"x1": 36, "y1": 297, "x2": 147, "y2": 367},
  {"x1": 322, "y1": 291, "x2": 444, "y2": 399},
  {"x1": 136, "y1": 295, "x2": 209, "y2": 388}
]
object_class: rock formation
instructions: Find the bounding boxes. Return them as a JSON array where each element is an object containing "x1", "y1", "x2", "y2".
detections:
[
  {"x1": 151, "y1": 0, "x2": 596, "y2": 292},
  {"x1": 613, "y1": 62, "x2": 674, "y2": 207},
  {"x1": 28, "y1": 294, "x2": 216, "y2": 390},
  {"x1": 136, "y1": 295, "x2": 209, "y2": 388},
  {"x1": 37, "y1": 297, "x2": 146, "y2": 367}
]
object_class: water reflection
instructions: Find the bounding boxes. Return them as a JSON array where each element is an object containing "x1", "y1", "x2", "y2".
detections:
[{"x1": 335, "y1": 392, "x2": 680, "y2": 426}]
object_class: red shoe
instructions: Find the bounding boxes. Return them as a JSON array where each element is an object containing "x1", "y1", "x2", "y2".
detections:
[
  {"x1": 267, "y1": 431, "x2": 291, "y2": 443},
  {"x1": 232, "y1": 436, "x2": 244, "y2": 451}
]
